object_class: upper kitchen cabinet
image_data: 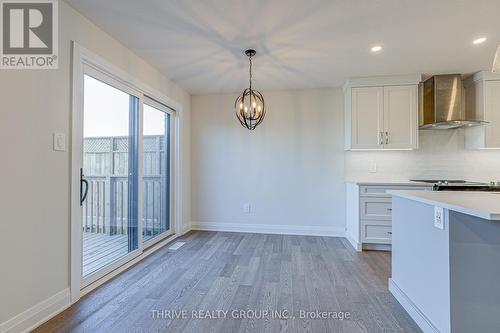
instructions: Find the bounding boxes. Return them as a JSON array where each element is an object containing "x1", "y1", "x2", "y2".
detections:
[
  {"x1": 464, "y1": 71, "x2": 500, "y2": 149},
  {"x1": 344, "y1": 75, "x2": 421, "y2": 150},
  {"x1": 383, "y1": 85, "x2": 418, "y2": 149},
  {"x1": 349, "y1": 86, "x2": 384, "y2": 149}
]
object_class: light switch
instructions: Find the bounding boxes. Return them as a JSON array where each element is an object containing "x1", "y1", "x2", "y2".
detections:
[
  {"x1": 53, "y1": 132, "x2": 66, "y2": 151},
  {"x1": 434, "y1": 206, "x2": 444, "y2": 230},
  {"x1": 369, "y1": 162, "x2": 377, "y2": 173}
]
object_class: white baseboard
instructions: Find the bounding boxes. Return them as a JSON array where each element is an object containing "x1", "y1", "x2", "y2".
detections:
[
  {"x1": 0, "y1": 288, "x2": 70, "y2": 333},
  {"x1": 191, "y1": 221, "x2": 345, "y2": 237},
  {"x1": 388, "y1": 278, "x2": 440, "y2": 333},
  {"x1": 345, "y1": 231, "x2": 362, "y2": 251}
]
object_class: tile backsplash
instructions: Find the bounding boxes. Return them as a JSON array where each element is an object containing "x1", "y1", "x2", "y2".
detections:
[{"x1": 345, "y1": 129, "x2": 500, "y2": 182}]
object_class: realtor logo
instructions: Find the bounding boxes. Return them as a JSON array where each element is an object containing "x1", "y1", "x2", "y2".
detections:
[{"x1": 1, "y1": 0, "x2": 58, "y2": 69}]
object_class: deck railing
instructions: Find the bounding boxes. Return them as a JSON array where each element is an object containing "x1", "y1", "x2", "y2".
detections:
[{"x1": 82, "y1": 136, "x2": 167, "y2": 237}]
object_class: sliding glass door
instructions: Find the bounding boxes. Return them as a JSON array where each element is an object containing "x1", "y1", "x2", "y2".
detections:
[
  {"x1": 142, "y1": 98, "x2": 174, "y2": 243},
  {"x1": 76, "y1": 64, "x2": 177, "y2": 290},
  {"x1": 80, "y1": 69, "x2": 140, "y2": 283},
  {"x1": 72, "y1": 46, "x2": 178, "y2": 296}
]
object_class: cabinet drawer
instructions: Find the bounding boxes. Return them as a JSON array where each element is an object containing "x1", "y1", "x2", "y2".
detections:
[
  {"x1": 362, "y1": 224, "x2": 392, "y2": 244},
  {"x1": 359, "y1": 185, "x2": 431, "y2": 197},
  {"x1": 359, "y1": 185, "x2": 391, "y2": 196},
  {"x1": 360, "y1": 198, "x2": 392, "y2": 220}
]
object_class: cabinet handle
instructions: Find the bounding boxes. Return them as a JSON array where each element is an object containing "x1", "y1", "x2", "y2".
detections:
[
  {"x1": 387, "y1": 208, "x2": 393, "y2": 211},
  {"x1": 380, "y1": 132, "x2": 384, "y2": 145},
  {"x1": 387, "y1": 231, "x2": 392, "y2": 235},
  {"x1": 385, "y1": 131, "x2": 389, "y2": 144}
]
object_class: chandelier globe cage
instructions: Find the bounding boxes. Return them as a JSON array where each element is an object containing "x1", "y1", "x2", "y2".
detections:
[{"x1": 234, "y1": 49, "x2": 266, "y2": 130}]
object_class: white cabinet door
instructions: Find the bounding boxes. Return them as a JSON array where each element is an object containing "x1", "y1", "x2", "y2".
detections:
[
  {"x1": 383, "y1": 85, "x2": 418, "y2": 149},
  {"x1": 351, "y1": 87, "x2": 384, "y2": 149},
  {"x1": 484, "y1": 80, "x2": 500, "y2": 148}
]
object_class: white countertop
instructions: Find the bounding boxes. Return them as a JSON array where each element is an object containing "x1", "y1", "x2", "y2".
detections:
[
  {"x1": 345, "y1": 180, "x2": 431, "y2": 186},
  {"x1": 390, "y1": 190, "x2": 500, "y2": 221}
]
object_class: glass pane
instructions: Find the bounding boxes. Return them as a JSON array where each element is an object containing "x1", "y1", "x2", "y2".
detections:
[
  {"x1": 142, "y1": 104, "x2": 170, "y2": 242},
  {"x1": 81, "y1": 74, "x2": 138, "y2": 278}
]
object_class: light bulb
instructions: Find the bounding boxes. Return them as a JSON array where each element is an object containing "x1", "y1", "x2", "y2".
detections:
[
  {"x1": 252, "y1": 102, "x2": 256, "y2": 108},
  {"x1": 239, "y1": 102, "x2": 243, "y2": 109},
  {"x1": 244, "y1": 106, "x2": 248, "y2": 113},
  {"x1": 257, "y1": 105, "x2": 261, "y2": 111},
  {"x1": 473, "y1": 37, "x2": 487, "y2": 45}
]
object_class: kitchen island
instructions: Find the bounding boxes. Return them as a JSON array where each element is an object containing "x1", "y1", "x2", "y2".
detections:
[{"x1": 389, "y1": 190, "x2": 500, "y2": 333}]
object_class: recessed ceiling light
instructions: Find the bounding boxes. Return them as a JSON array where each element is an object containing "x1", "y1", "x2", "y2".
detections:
[
  {"x1": 473, "y1": 37, "x2": 487, "y2": 45},
  {"x1": 371, "y1": 45, "x2": 382, "y2": 53}
]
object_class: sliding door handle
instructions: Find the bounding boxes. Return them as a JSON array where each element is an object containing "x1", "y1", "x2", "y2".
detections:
[{"x1": 80, "y1": 168, "x2": 89, "y2": 206}]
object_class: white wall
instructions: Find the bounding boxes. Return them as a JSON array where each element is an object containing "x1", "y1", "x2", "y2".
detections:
[
  {"x1": 191, "y1": 88, "x2": 346, "y2": 235},
  {"x1": 346, "y1": 130, "x2": 500, "y2": 182},
  {"x1": 0, "y1": 2, "x2": 190, "y2": 324}
]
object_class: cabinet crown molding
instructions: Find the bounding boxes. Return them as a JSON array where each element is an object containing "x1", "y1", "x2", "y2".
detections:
[
  {"x1": 343, "y1": 74, "x2": 422, "y2": 91},
  {"x1": 463, "y1": 71, "x2": 500, "y2": 87}
]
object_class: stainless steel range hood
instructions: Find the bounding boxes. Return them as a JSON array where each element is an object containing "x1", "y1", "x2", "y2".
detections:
[{"x1": 419, "y1": 74, "x2": 487, "y2": 129}]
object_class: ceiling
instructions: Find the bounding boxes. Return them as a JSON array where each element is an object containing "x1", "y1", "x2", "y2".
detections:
[{"x1": 66, "y1": 0, "x2": 500, "y2": 94}]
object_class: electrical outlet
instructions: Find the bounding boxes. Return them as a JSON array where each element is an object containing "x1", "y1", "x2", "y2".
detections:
[
  {"x1": 243, "y1": 203, "x2": 251, "y2": 214},
  {"x1": 369, "y1": 162, "x2": 377, "y2": 173},
  {"x1": 434, "y1": 206, "x2": 444, "y2": 230}
]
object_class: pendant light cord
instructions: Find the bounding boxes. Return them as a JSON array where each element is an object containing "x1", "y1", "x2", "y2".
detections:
[{"x1": 249, "y1": 54, "x2": 253, "y2": 92}]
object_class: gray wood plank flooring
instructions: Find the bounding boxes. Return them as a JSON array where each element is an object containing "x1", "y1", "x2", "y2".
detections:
[{"x1": 33, "y1": 231, "x2": 421, "y2": 333}]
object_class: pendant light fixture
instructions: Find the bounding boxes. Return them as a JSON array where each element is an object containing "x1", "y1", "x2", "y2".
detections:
[{"x1": 235, "y1": 49, "x2": 265, "y2": 130}]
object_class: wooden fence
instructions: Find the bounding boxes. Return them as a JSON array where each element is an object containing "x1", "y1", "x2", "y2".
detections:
[{"x1": 82, "y1": 136, "x2": 168, "y2": 238}]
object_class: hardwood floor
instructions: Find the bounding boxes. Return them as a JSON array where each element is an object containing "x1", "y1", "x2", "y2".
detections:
[{"x1": 33, "y1": 231, "x2": 421, "y2": 333}]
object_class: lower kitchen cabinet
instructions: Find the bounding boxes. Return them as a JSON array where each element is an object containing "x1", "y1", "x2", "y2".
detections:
[
  {"x1": 362, "y1": 221, "x2": 392, "y2": 244},
  {"x1": 360, "y1": 197, "x2": 392, "y2": 220},
  {"x1": 345, "y1": 181, "x2": 432, "y2": 251}
]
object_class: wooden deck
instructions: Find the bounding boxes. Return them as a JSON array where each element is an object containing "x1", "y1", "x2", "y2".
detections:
[{"x1": 83, "y1": 232, "x2": 128, "y2": 277}]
